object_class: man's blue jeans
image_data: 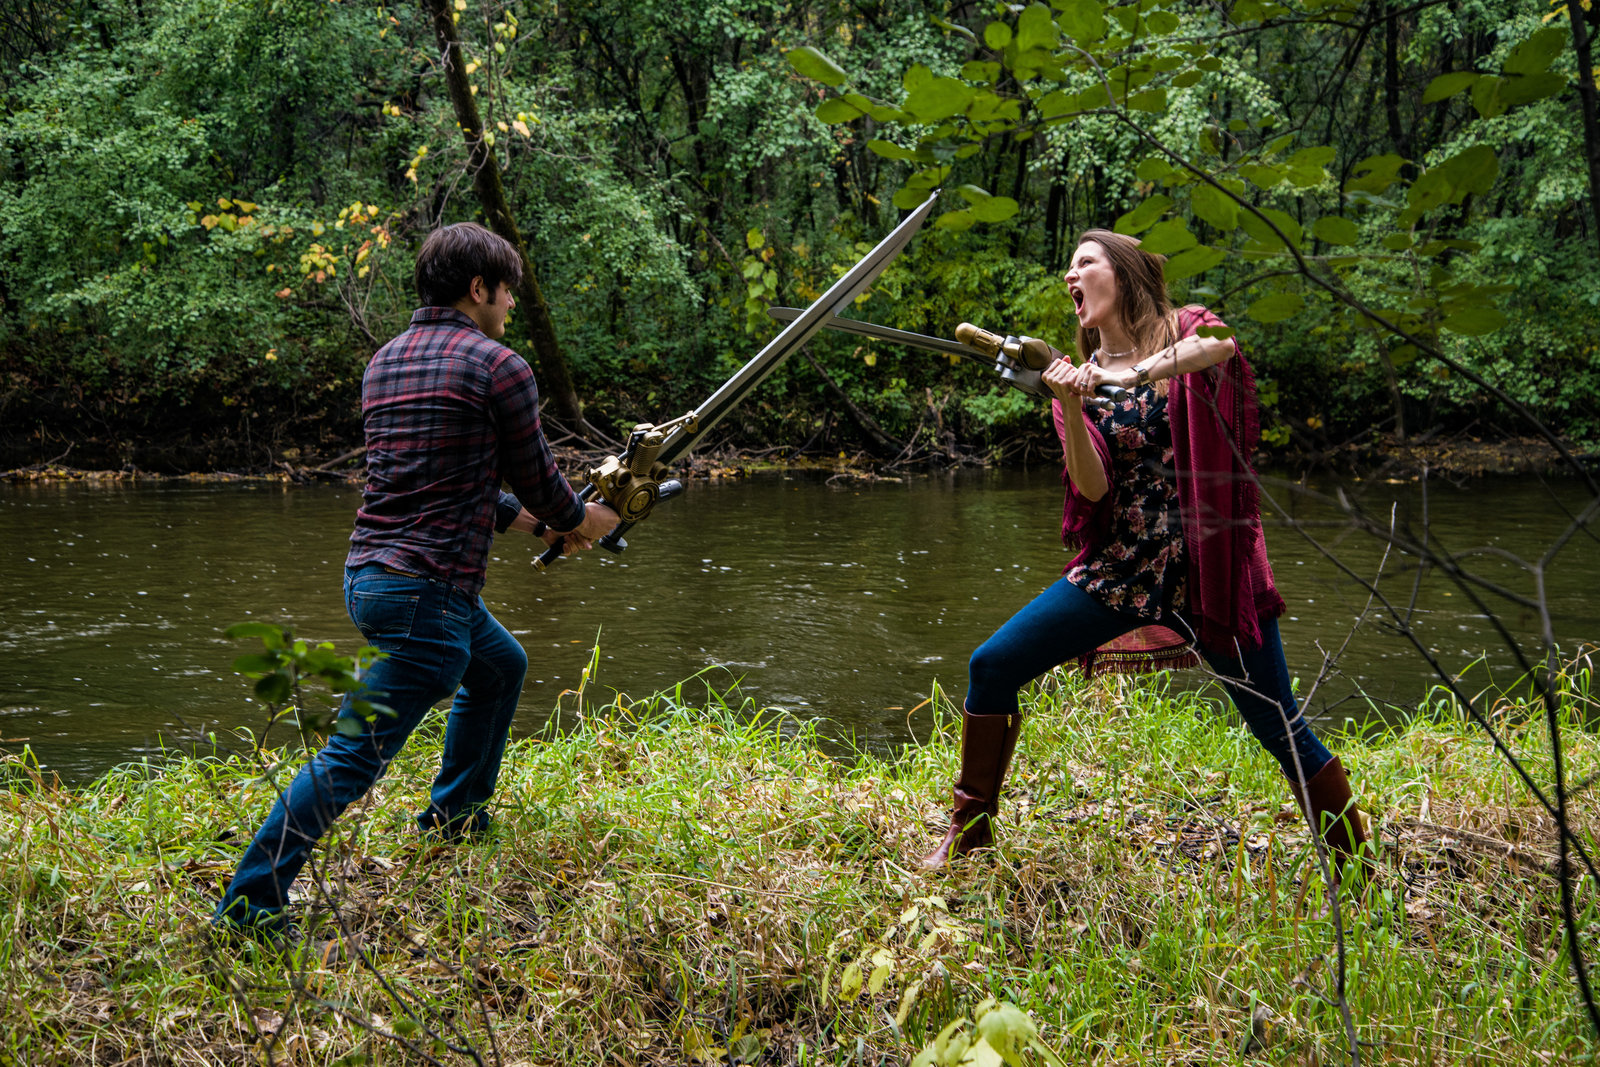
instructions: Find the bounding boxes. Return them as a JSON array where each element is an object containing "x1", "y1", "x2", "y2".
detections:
[
  {"x1": 215, "y1": 564, "x2": 528, "y2": 928},
  {"x1": 967, "y1": 576, "x2": 1332, "y2": 781}
]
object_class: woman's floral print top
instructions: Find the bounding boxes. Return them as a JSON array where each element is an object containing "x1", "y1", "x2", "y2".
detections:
[{"x1": 1066, "y1": 382, "x2": 1186, "y2": 621}]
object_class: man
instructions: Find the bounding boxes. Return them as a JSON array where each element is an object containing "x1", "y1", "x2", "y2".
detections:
[{"x1": 216, "y1": 222, "x2": 618, "y2": 935}]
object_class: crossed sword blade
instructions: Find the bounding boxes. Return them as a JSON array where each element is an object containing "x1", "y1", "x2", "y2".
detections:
[
  {"x1": 537, "y1": 195, "x2": 945, "y2": 568},
  {"x1": 655, "y1": 194, "x2": 940, "y2": 467},
  {"x1": 768, "y1": 306, "x2": 1115, "y2": 409},
  {"x1": 766, "y1": 306, "x2": 991, "y2": 363}
]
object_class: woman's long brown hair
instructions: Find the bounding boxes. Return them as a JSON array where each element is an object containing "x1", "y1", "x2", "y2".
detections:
[{"x1": 1071, "y1": 229, "x2": 1183, "y2": 393}]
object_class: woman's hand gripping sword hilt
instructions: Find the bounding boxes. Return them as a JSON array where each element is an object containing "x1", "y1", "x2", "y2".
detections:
[{"x1": 954, "y1": 323, "x2": 1127, "y2": 409}]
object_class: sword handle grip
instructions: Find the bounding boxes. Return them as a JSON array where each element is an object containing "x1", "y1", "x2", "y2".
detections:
[
  {"x1": 533, "y1": 539, "x2": 564, "y2": 570},
  {"x1": 533, "y1": 479, "x2": 686, "y2": 570},
  {"x1": 532, "y1": 483, "x2": 598, "y2": 571},
  {"x1": 599, "y1": 523, "x2": 633, "y2": 554}
]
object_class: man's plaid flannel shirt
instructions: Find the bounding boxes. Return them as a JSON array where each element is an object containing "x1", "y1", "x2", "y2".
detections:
[{"x1": 345, "y1": 307, "x2": 585, "y2": 595}]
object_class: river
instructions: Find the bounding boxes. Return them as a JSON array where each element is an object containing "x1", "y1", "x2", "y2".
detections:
[{"x1": 2, "y1": 469, "x2": 1595, "y2": 783}]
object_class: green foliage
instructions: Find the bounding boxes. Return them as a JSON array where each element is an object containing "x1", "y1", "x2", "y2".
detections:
[
  {"x1": 0, "y1": 0, "x2": 1595, "y2": 454},
  {"x1": 788, "y1": 0, "x2": 1597, "y2": 446},
  {"x1": 225, "y1": 621, "x2": 388, "y2": 740},
  {"x1": 0, "y1": 0, "x2": 414, "y2": 438},
  {"x1": 911, "y1": 998, "x2": 1064, "y2": 1067}
]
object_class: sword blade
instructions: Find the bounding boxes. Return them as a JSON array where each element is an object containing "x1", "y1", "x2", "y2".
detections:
[
  {"x1": 657, "y1": 195, "x2": 939, "y2": 466},
  {"x1": 775, "y1": 307, "x2": 1122, "y2": 410},
  {"x1": 766, "y1": 307, "x2": 989, "y2": 362}
]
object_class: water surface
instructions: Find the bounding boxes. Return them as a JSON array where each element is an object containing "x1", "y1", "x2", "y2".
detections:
[{"x1": 3, "y1": 469, "x2": 1594, "y2": 782}]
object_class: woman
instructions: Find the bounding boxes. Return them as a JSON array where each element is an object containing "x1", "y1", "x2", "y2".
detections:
[{"x1": 919, "y1": 230, "x2": 1369, "y2": 880}]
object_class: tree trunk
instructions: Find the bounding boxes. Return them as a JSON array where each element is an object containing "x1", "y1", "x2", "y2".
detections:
[
  {"x1": 423, "y1": 0, "x2": 588, "y2": 433},
  {"x1": 801, "y1": 349, "x2": 904, "y2": 456},
  {"x1": 1567, "y1": 1, "x2": 1600, "y2": 259},
  {"x1": 1384, "y1": 2, "x2": 1416, "y2": 179}
]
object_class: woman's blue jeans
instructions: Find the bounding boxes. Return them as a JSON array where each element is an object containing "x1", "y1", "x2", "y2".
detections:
[
  {"x1": 968, "y1": 576, "x2": 1332, "y2": 782},
  {"x1": 215, "y1": 564, "x2": 528, "y2": 928}
]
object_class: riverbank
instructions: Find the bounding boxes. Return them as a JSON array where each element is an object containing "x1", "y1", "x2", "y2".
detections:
[
  {"x1": 3, "y1": 671, "x2": 1595, "y2": 1064},
  {"x1": 5, "y1": 428, "x2": 1597, "y2": 487}
]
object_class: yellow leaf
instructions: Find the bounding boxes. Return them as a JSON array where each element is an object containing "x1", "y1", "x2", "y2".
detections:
[
  {"x1": 895, "y1": 981, "x2": 923, "y2": 1027},
  {"x1": 863, "y1": 353, "x2": 877, "y2": 367},
  {"x1": 839, "y1": 961, "x2": 863, "y2": 999},
  {"x1": 217, "y1": 197, "x2": 233, "y2": 209},
  {"x1": 200, "y1": 215, "x2": 219, "y2": 230},
  {"x1": 234, "y1": 200, "x2": 257, "y2": 214},
  {"x1": 513, "y1": 120, "x2": 531, "y2": 137},
  {"x1": 453, "y1": 0, "x2": 466, "y2": 8}
]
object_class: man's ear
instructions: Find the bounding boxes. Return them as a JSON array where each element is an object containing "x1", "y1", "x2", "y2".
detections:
[{"x1": 467, "y1": 275, "x2": 487, "y2": 304}]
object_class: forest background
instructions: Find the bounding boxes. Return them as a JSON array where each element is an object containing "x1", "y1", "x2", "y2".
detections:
[{"x1": 1, "y1": 0, "x2": 1596, "y2": 470}]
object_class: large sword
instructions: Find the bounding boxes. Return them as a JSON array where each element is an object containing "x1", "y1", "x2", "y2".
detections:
[
  {"x1": 535, "y1": 193, "x2": 941, "y2": 569},
  {"x1": 766, "y1": 307, "x2": 1125, "y2": 410}
]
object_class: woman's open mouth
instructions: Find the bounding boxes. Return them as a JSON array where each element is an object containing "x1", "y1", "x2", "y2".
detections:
[{"x1": 1070, "y1": 286, "x2": 1086, "y2": 316}]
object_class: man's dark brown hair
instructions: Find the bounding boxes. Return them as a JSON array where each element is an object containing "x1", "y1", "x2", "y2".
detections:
[{"x1": 414, "y1": 222, "x2": 524, "y2": 307}]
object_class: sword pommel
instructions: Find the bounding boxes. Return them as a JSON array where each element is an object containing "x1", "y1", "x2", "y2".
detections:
[{"x1": 955, "y1": 322, "x2": 1003, "y2": 358}]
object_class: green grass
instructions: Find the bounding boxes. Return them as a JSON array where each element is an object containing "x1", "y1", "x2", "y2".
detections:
[{"x1": 1, "y1": 667, "x2": 1597, "y2": 1065}]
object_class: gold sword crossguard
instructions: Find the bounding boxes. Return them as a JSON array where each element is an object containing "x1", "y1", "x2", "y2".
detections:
[
  {"x1": 954, "y1": 322, "x2": 1069, "y2": 399},
  {"x1": 532, "y1": 416, "x2": 692, "y2": 571}
]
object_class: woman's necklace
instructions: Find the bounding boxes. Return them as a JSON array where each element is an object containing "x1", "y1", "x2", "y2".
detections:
[{"x1": 1092, "y1": 345, "x2": 1137, "y2": 363}]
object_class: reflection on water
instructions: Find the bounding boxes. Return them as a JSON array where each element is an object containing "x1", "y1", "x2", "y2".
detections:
[{"x1": 3, "y1": 469, "x2": 1595, "y2": 782}]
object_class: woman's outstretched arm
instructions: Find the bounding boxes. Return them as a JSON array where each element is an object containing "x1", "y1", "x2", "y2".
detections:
[{"x1": 1112, "y1": 331, "x2": 1235, "y2": 388}]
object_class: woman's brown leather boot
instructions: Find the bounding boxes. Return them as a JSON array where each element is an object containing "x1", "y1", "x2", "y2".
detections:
[
  {"x1": 918, "y1": 708, "x2": 1022, "y2": 869},
  {"x1": 1295, "y1": 756, "x2": 1373, "y2": 883}
]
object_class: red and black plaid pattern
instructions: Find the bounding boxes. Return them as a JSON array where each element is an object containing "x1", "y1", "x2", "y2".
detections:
[{"x1": 346, "y1": 307, "x2": 585, "y2": 595}]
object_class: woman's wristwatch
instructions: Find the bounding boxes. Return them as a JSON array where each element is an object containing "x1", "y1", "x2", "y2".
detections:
[{"x1": 1130, "y1": 361, "x2": 1152, "y2": 387}]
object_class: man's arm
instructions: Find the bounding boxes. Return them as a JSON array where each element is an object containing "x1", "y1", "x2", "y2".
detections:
[
  {"x1": 505, "y1": 501, "x2": 617, "y2": 552},
  {"x1": 487, "y1": 355, "x2": 587, "y2": 531},
  {"x1": 488, "y1": 355, "x2": 620, "y2": 546}
]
